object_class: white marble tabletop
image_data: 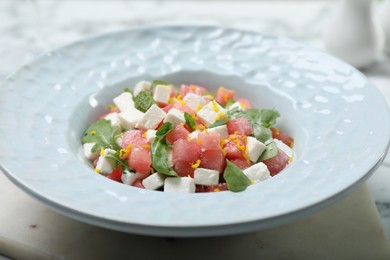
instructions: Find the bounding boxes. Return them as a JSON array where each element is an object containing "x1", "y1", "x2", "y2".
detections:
[{"x1": 0, "y1": 0, "x2": 389, "y2": 256}]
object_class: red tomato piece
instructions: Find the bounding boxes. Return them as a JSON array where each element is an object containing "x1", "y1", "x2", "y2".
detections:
[
  {"x1": 271, "y1": 128, "x2": 294, "y2": 148},
  {"x1": 226, "y1": 118, "x2": 252, "y2": 136},
  {"x1": 230, "y1": 158, "x2": 251, "y2": 170},
  {"x1": 131, "y1": 178, "x2": 145, "y2": 189},
  {"x1": 166, "y1": 124, "x2": 190, "y2": 144},
  {"x1": 262, "y1": 148, "x2": 289, "y2": 176},
  {"x1": 180, "y1": 84, "x2": 208, "y2": 98},
  {"x1": 200, "y1": 149, "x2": 226, "y2": 173},
  {"x1": 215, "y1": 87, "x2": 235, "y2": 106},
  {"x1": 128, "y1": 147, "x2": 151, "y2": 174},
  {"x1": 107, "y1": 165, "x2": 123, "y2": 183},
  {"x1": 236, "y1": 98, "x2": 253, "y2": 109},
  {"x1": 121, "y1": 130, "x2": 147, "y2": 149},
  {"x1": 172, "y1": 139, "x2": 201, "y2": 164}
]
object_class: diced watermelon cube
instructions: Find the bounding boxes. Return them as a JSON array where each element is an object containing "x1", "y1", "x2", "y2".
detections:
[
  {"x1": 226, "y1": 118, "x2": 252, "y2": 136},
  {"x1": 180, "y1": 84, "x2": 208, "y2": 98},
  {"x1": 198, "y1": 131, "x2": 221, "y2": 151},
  {"x1": 262, "y1": 148, "x2": 289, "y2": 176},
  {"x1": 200, "y1": 149, "x2": 226, "y2": 173},
  {"x1": 271, "y1": 127, "x2": 294, "y2": 148},
  {"x1": 215, "y1": 87, "x2": 235, "y2": 106},
  {"x1": 230, "y1": 158, "x2": 251, "y2": 170},
  {"x1": 172, "y1": 139, "x2": 201, "y2": 164},
  {"x1": 121, "y1": 130, "x2": 147, "y2": 149},
  {"x1": 223, "y1": 135, "x2": 247, "y2": 160},
  {"x1": 128, "y1": 147, "x2": 151, "y2": 174},
  {"x1": 166, "y1": 124, "x2": 190, "y2": 144},
  {"x1": 236, "y1": 98, "x2": 253, "y2": 109}
]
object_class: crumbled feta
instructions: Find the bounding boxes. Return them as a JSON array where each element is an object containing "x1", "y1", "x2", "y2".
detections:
[
  {"x1": 243, "y1": 162, "x2": 270, "y2": 183},
  {"x1": 119, "y1": 107, "x2": 144, "y2": 130},
  {"x1": 136, "y1": 104, "x2": 166, "y2": 130},
  {"x1": 133, "y1": 81, "x2": 151, "y2": 96},
  {"x1": 142, "y1": 173, "x2": 166, "y2": 190},
  {"x1": 246, "y1": 136, "x2": 266, "y2": 162},
  {"x1": 207, "y1": 125, "x2": 228, "y2": 139},
  {"x1": 197, "y1": 101, "x2": 227, "y2": 126},
  {"x1": 104, "y1": 112, "x2": 121, "y2": 129},
  {"x1": 145, "y1": 129, "x2": 157, "y2": 143},
  {"x1": 183, "y1": 93, "x2": 205, "y2": 111},
  {"x1": 194, "y1": 168, "x2": 219, "y2": 185},
  {"x1": 163, "y1": 108, "x2": 185, "y2": 126},
  {"x1": 121, "y1": 172, "x2": 148, "y2": 185},
  {"x1": 274, "y1": 139, "x2": 294, "y2": 160},
  {"x1": 83, "y1": 143, "x2": 99, "y2": 161},
  {"x1": 164, "y1": 177, "x2": 195, "y2": 193},
  {"x1": 153, "y1": 84, "x2": 171, "y2": 105},
  {"x1": 95, "y1": 148, "x2": 116, "y2": 175},
  {"x1": 113, "y1": 92, "x2": 135, "y2": 111}
]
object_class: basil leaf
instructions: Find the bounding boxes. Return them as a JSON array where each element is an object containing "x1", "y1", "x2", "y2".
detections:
[
  {"x1": 224, "y1": 160, "x2": 251, "y2": 192},
  {"x1": 150, "y1": 79, "x2": 172, "y2": 90},
  {"x1": 155, "y1": 122, "x2": 174, "y2": 139},
  {"x1": 258, "y1": 109, "x2": 280, "y2": 128},
  {"x1": 124, "y1": 87, "x2": 132, "y2": 94},
  {"x1": 208, "y1": 118, "x2": 229, "y2": 129},
  {"x1": 151, "y1": 138, "x2": 178, "y2": 177},
  {"x1": 224, "y1": 99, "x2": 236, "y2": 108},
  {"x1": 258, "y1": 141, "x2": 278, "y2": 161},
  {"x1": 252, "y1": 123, "x2": 273, "y2": 143},
  {"x1": 106, "y1": 151, "x2": 133, "y2": 173},
  {"x1": 82, "y1": 119, "x2": 120, "y2": 152},
  {"x1": 184, "y1": 112, "x2": 197, "y2": 131},
  {"x1": 134, "y1": 90, "x2": 155, "y2": 112}
]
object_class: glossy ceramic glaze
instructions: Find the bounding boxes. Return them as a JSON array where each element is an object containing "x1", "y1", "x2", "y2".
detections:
[{"x1": 0, "y1": 26, "x2": 389, "y2": 237}]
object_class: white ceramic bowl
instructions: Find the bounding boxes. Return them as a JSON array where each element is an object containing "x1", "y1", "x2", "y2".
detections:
[{"x1": 0, "y1": 26, "x2": 389, "y2": 237}]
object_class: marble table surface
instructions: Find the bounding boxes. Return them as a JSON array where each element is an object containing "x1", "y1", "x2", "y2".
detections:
[{"x1": 0, "y1": 0, "x2": 389, "y2": 257}]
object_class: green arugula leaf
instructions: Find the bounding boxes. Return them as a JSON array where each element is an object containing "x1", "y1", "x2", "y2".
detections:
[
  {"x1": 258, "y1": 141, "x2": 278, "y2": 161},
  {"x1": 105, "y1": 151, "x2": 134, "y2": 174},
  {"x1": 82, "y1": 119, "x2": 120, "y2": 152},
  {"x1": 223, "y1": 159, "x2": 251, "y2": 192},
  {"x1": 224, "y1": 99, "x2": 236, "y2": 108},
  {"x1": 151, "y1": 138, "x2": 178, "y2": 177},
  {"x1": 123, "y1": 87, "x2": 133, "y2": 94},
  {"x1": 227, "y1": 108, "x2": 280, "y2": 128},
  {"x1": 184, "y1": 112, "x2": 197, "y2": 131},
  {"x1": 258, "y1": 109, "x2": 280, "y2": 128},
  {"x1": 208, "y1": 118, "x2": 230, "y2": 129},
  {"x1": 134, "y1": 90, "x2": 155, "y2": 112},
  {"x1": 155, "y1": 122, "x2": 174, "y2": 139}
]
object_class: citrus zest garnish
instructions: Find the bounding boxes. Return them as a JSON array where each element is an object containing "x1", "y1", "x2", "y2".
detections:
[
  {"x1": 211, "y1": 101, "x2": 219, "y2": 112},
  {"x1": 191, "y1": 159, "x2": 201, "y2": 169},
  {"x1": 150, "y1": 167, "x2": 155, "y2": 174},
  {"x1": 90, "y1": 130, "x2": 97, "y2": 136},
  {"x1": 196, "y1": 104, "x2": 202, "y2": 112},
  {"x1": 168, "y1": 97, "x2": 175, "y2": 104},
  {"x1": 143, "y1": 132, "x2": 147, "y2": 138},
  {"x1": 100, "y1": 148, "x2": 105, "y2": 156},
  {"x1": 95, "y1": 168, "x2": 101, "y2": 173},
  {"x1": 119, "y1": 144, "x2": 133, "y2": 158},
  {"x1": 213, "y1": 188, "x2": 220, "y2": 192},
  {"x1": 197, "y1": 124, "x2": 206, "y2": 131},
  {"x1": 142, "y1": 144, "x2": 151, "y2": 149},
  {"x1": 108, "y1": 104, "x2": 117, "y2": 111},
  {"x1": 273, "y1": 127, "x2": 280, "y2": 135},
  {"x1": 214, "y1": 112, "x2": 226, "y2": 121}
]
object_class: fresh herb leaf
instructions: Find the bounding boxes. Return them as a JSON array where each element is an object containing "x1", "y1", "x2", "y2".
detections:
[
  {"x1": 134, "y1": 90, "x2": 155, "y2": 112},
  {"x1": 82, "y1": 119, "x2": 120, "y2": 152},
  {"x1": 208, "y1": 118, "x2": 230, "y2": 128},
  {"x1": 151, "y1": 138, "x2": 178, "y2": 177},
  {"x1": 184, "y1": 112, "x2": 197, "y2": 131},
  {"x1": 252, "y1": 123, "x2": 273, "y2": 143},
  {"x1": 223, "y1": 159, "x2": 251, "y2": 192},
  {"x1": 124, "y1": 88, "x2": 132, "y2": 94},
  {"x1": 155, "y1": 122, "x2": 174, "y2": 139},
  {"x1": 150, "y1": 79, "x2": 172, "y2": 90},
  {"x1": 224, "y1": 99, "x2": 236, "y2": 108},
  {"x1": 258, "y1": 141, "x2": 278, "y2": 161},
  {"x1": 106, "y1": 151, "x2": 133, "y2": 173},
  {"x1": 227, "y1": 108, "x2": 280, "y2": 128},
  {"x1": 258, "y1": 109, "x2": 280, "y2": 128}
]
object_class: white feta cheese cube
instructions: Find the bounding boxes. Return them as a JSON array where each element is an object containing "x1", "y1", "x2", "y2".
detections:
[
  {"x1": 197, "y1": 101, "x2": 227, "y2": 126},
  {"x1": 227, "y1": 101, "x2": 244, "y2": 111},
  {"x1": 119, "y1": 107, "x2": 144, "y2": 130},
  {"x1": 274, "y1": 138, "x2": 294, "y2": 160},
  {"x1": 188, "y1": 130, "x2": 201, "y2": 140},
  {"x1": 136, "y1": 104, "x2": 166, "y2": 130},
  {"x1": 145, "y1": 129, "x2": 157, "y2": 143},
  {"x1": 194, "y1": 168, "x2": 219, "y2": 185},
  {"x1": 95, "y1": 148, "x2": 116, "y2": 175},
  {"x1": 104, "y1": 112, "x2": 121, "y2": 129},
  {"x1": 113, "y1": 92, "x2": 135, "y2": 112},
  {"x1": 83, "y1": 142, "x2": 99, "y2": 161},
  {"x1": 121, "y1": 172, "x2": 149, "y2": 185},
  {"x1": 153, "y1": 84, "x2": 171, "y2": 105},
  {"x1": 164, "y1": 177, "x2": 195, "y2": 193},
  {"x1": 246, "y1": 136, "x2": 266, "y2": 162},
  {"x1": 142, "y1": 173, "x2": 166, "y2": 190},
  {"x1": 183, "y1": 93, "x2": 205, "y2": 111},
  {"x1": 243, "y1": 162, "x2": 270, "y2": 184},
  {"x1": 207, "y1": 125, "x2": 228, "y2": 139},
  {"x1": 163, "y1": 108, "x2": 185, "y2": 126},
  {"x1": 133, "y1": 81, "x2": 151, "y2": 96}
]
